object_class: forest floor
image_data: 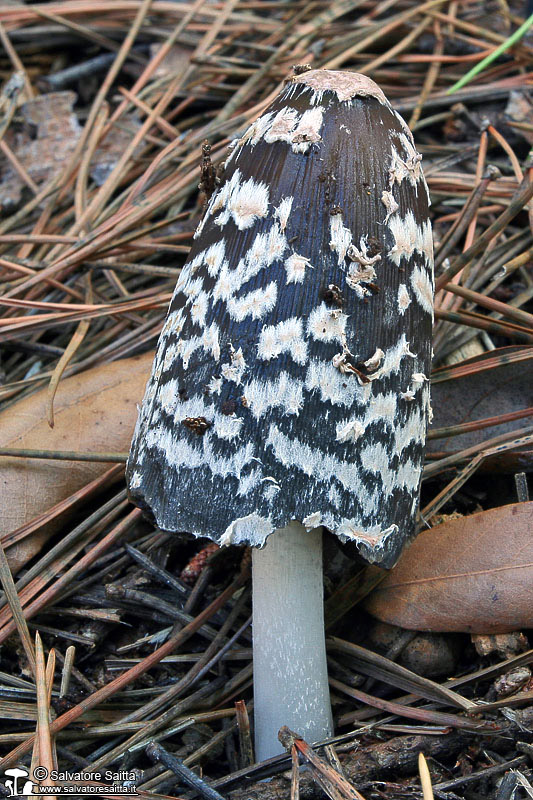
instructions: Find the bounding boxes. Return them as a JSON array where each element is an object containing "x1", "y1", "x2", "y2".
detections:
[{"x1": 0, "y1": 1, "x2": 533, "y2": 798}]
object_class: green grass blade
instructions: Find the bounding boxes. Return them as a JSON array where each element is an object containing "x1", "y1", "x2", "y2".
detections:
[{"x1": 447, "y1": 13, "x2": 533, "y2": 95}]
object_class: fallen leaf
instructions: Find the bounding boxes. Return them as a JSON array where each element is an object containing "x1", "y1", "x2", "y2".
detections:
[
  {"x1": 0, "y1": 91, "x2": 80, "y2": 211},
  {"x1": 505, "y1": 90, "x2": 533, "y2": 145},
  {"x1": 364, "y1": 502, "x2": 533, "y2": 633},
  {"x1": 0, "y1": 352, "x2": 151, "y2": 573},
  {"x1": 89, "y1": 113, "x2": 142, "y2": 186},
  {"x1": 429, "y1": 347, "x2": 533, "y2": 455},
  {"x1": 149, "y1": 42, "x2": 193, "y2": 79},
  {"x1": 0, "y1": 92, "x2": 142, "y2": 207}
]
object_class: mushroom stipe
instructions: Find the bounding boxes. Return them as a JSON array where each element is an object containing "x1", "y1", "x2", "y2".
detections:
[{"x1": 127, "y1": 69, "x2": 434, "y2": 760}]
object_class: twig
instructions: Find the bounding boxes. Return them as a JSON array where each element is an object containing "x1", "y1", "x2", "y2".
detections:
[
  {"x1": 235, "y1": 700, "x2": 254, "y2": 768},
  {"x1": 279, "y1": 727, "x2": 368, "y2": 800},
  {"x1": 0, "y1": 569, "x2": 248, "y2": 769},
  {"x1": 146, "y1": 742, "x2": 226, "y2": 800}
]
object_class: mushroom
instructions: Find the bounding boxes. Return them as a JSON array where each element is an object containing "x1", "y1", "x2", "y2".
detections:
[{"x1": 127, "y1": 69, "x2": 433, "y2": 761}]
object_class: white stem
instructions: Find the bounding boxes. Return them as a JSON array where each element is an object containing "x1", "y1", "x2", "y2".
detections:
[{"x1": 252, "y1": 521, "x2": 333, "y2": 761}]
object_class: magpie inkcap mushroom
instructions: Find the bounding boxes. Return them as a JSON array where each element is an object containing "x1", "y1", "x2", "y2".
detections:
[{"x1": 127, "y1": 68, "x2": 434, "y2": 760}]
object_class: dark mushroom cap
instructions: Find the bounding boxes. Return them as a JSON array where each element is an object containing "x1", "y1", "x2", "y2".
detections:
[{"x1": 127, "y1": 70, "x2": 433, "y2": 568}]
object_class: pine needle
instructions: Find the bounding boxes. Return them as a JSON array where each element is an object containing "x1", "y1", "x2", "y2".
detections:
[
  {"x1": 447, "y1": 13, "x2": 533, "y2": 94},
  {"x1": 418, "y1": 752, "x2": 435, "y2": 800}
]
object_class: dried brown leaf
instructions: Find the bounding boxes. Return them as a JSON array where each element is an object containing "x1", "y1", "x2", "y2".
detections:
[
  {"x1": 0, "y1": 92, "x2": 80, "y2": 211},
  {"x1": 149, "y1": 42, "x2": 193, "y2": 80},
  {"x1": 0, "y1": 91, "x2": 142, "y2": 208},
  {"x1": 505, "y1": 90, "x2": 533, "y2": 145},
  {"x1": 365, "y1": 502, "x2": 533, "y2": 633},
  {"x1": 429, "y1": 347, "x2": 533, "y2": 453},
  {"x1": 0, "y1": 352, "x2": 151, "y2": 572}
]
